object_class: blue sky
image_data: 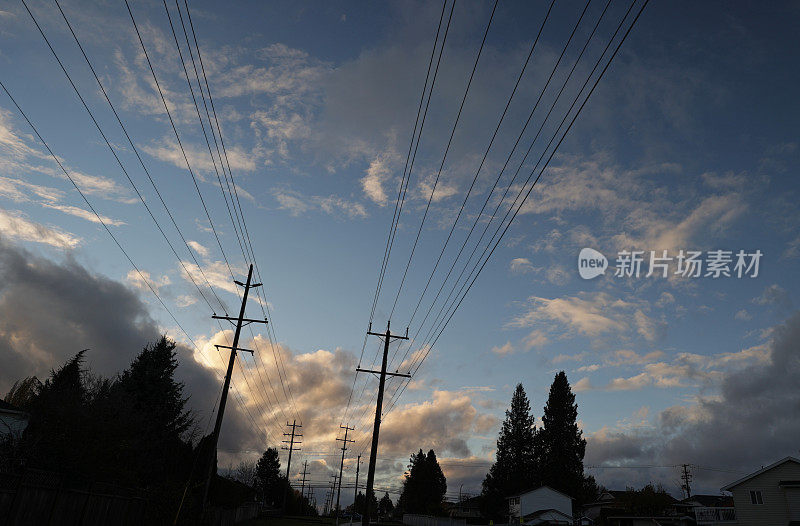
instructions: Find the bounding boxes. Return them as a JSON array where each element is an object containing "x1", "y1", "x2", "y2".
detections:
[{"x1": 1, "y1": 0, "x2": 799, "y2": 501}]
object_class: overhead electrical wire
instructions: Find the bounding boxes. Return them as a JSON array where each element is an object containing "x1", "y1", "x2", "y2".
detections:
[
  {"x1": 0, "y1": 78, "x2": 268, "y2": 448},
  {"x1": 38, "y1": 0, "x2": 282, "y2": 441},
  {"x1": 341, "y1": 0, "x2": 453, "y2": 429},
  {"x1": 161, "y1": 0, "x2": 290, "y2": 431},
  {"x1": 178, "y1": 0, "x2": 303, "y2": 425},
  {"x1": 383, "y1": 0, "x2": 650, "y2": 419}
]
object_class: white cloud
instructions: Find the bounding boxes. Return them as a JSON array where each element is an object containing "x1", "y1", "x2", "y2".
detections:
[
  {"x1": 188, "y1": 240, "x2": 210, "y2": 258},
  {"x1": 491, "y1": 341, "x2": 514, "y2": 356},
  {"x1": 0, "y1": 209, "x2": 80, "y2": 248},
  {"x1": 509, "y1": 257, "x2": 535, "y2": 274},
  {"x1": 126, "y1": 269, "x2": 171, "y2": 292},
  {"x1": 272, "y1": 188, "x2": 366, "y2": 218},
  {"x1": 361, "y1": 156, "x2": 394, "y2": 206}
]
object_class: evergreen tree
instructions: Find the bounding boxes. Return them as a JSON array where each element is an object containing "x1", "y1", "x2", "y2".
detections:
[
  {"x1": 537, "y1": 371, "x2": 586, "y2": 500},
  {"x1": 481, "y1": 383, "x2": 537, "y2": 520},
  {"x1": 115, "y1": 336, "x2": 194, "y2": 487},
  {"x1": 22, "y1": 351, "x2": 89, "y2": 473},
  {"x1": 378, "y1": 492, "x2": 395, "y2": 519},
  {"x1": 397, "y1": 449, "x2": 447, "y2": 515},
  {"x1": 256, "y1": 447, "x2": 283, "y2": 506}
]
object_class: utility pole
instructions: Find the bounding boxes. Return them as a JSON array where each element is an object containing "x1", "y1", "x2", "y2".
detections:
[
  {"x1": 202, "y1": 264, "x2": 264, "y2": 510},
  {"x1": 336, "y1": 425, "x2": 355, "y2": 526},
  {"x1": 353, "y1": 455, "x2": 361, "y2": 521},
  {"x1": 300, "y1": 460, "x2": 310, "y2": 513},
  {"x1": 680, "y1": 464, "x2": 692, "y2": 498},
  {"x1": 282, "y1": 420, "x2": 302, "y2": 513},
  {"x1": 359, "y1": 321, "x2": 410, "y2": 526}
]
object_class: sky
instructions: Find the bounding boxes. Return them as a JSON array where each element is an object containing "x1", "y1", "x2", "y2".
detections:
[{"x1": 1, "y1": 0, "x2": 799, "y2": 505}]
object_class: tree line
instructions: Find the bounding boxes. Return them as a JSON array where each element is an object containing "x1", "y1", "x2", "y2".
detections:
[{"x1": 0, "y1": 336, "x2": 315, "y2": 523}]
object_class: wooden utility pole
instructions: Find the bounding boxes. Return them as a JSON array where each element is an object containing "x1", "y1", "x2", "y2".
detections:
[
  {"x1": 300, "y1": 460, "x2": 310, "y2": 513},
  {"x1": 353, "y1": 455, "x2": 361, "y2": 520},
  {"x1": 680, "y1": 464, "x2": 692, "y2": 498},
  {"x1": 202, "y1": 264, "x2": 264, "y2": 510},
  {"x1": 282, "y1": 420, "x2": 302, "y2": 512},
  {"x1": 359, "y1": 321, "x2": 409, "y2": 526},
  {"x1": 335, "y1": 425, "x2": 355, "y2": 526}
]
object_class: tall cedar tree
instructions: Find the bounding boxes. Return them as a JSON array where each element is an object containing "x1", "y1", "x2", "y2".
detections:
[
  {"x1": 481, "y1": 383, "x2": 537, "y2": 520},
  {"x1": 378, "y1": 492, "x2": 395, "y2": 518},
  {"x1": 256, "y1": 447, "x2": 283, "y2": 507},
  {"x1": 116, "y1": 336, "x2": 194, "y2": 486},
  {"x1": 397, "y1": 449, "x2": 447, "y2": 515},
  {"x1": 537, "y1": 371, "x2": 587, "y2": 500},
  {"x1": 22, "y1": 351, "x2": 88, "y2": 474}
]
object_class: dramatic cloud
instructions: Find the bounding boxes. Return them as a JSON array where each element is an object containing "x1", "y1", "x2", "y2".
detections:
[{"x1": 585, "y1": 312, "x2": 800, "y2": 492}]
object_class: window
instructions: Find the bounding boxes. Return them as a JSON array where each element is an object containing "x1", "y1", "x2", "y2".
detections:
[{"x1": 749, "y1": 490, "x2": 763, "y2": 505}]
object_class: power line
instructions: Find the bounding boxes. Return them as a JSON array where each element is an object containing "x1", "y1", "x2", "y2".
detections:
[
  {"x1": 387, "y1": 0, "x2": 499, "y2": 321},
  {"x1": 395, "y1": 0, "x2": 598, "y2": 376},
  {"x1": 343, "y1": 0, "x2": 455, "y2": 430},
  {"x1": 162, "y1": 0, "x2": 289, "y2": 433},
  {"x1": 180, "y1": 0, "x2": 302, "y2": 424},
  {"x1": 384, "y1": 0, "x2": 649, "y2": 417},
  {"x1": 0, "y1": 79, "x2": 268, "y2": 450}
]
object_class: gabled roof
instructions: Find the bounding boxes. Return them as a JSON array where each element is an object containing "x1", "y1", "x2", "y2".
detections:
[
  {"x1": 722, "y1": 457, "x2": 800, "y2": 491},
  {"x1": 509, "y1": 485, "x2": 574, "y2": 501}
]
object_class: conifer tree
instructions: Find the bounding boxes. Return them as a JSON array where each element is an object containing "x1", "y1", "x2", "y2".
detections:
[
  {"x1": 481, "y1": 383, "x2": 538, "y2": 520},
  {"x1": 397, "y1": 449, "x2": 447, "y2": 515},
  {"x1": 537, "y1": 371, "x2": 586, "y2": 499},
  {"x1": 256, "y1": 447, "x2": 283, "y2": 506}
]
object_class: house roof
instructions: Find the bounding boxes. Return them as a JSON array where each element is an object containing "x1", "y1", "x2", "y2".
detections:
[
  {"x1": 509, "y1": 485, "x2": 574, "y2": 501},
  {"x1": 681, "y1": 494, "x2": 734, "y2": 507},
  {"x1": 721, "y1": 457, "x2": 800, "y2": 491}
]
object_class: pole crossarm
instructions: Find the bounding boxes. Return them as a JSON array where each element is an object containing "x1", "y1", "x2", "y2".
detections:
[
  {"x1": 356, "y1": 367, "x2": 411, "y2": 378},
  {"x1": 202, "y1": 264, "x2": 260, "y2": 511},
  {"x1": 212, "y1": 314, "x2": 268, "y2": 325},
  {"x1": 214, "y1": 344, "x2": 254, "y2": 355}
]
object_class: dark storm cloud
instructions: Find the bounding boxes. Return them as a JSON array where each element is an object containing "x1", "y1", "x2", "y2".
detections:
[
  {"x1": 0, "y1": 237, "x2": 159, "y2": 390},
  {"x1": 0, "y1": 238, "x2": 251, "y2": 448},
  {"x1": 585, "y1": 311, "x2": 800, "y2": 493}
]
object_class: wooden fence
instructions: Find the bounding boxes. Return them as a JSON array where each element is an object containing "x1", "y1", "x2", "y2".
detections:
[{"x1": 0, "y1": 468, "x2": 149, "y2": 526}]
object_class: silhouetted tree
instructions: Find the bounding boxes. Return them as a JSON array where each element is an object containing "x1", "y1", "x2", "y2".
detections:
[
  {"x1": 22, "y1": 350, "x2": 89, "y2": 474},
  {"x1": 351, "y1": 490, "x2": 378, "y2": 516},
  {"x1": 256, "y1": 447, "x2": 283, "y2": 507},
  {"x1": 398, "y1": 449, "x2": 447, "y2": 515},
  {"x1": 481, "y1": 383, "x2": 538, "y2": 520},
  {"x1": 4, "y1": 376, "x2": 41, "y2": 410},
  {"x1": 617, "y1": 483, "x2": 675, "y2": 515},
  {"x1": 537, "y1": 371, "x2": 587, "y2": 501},
  {"x1": 378, "y1": 491, "x2": 395, "y2": 518}
]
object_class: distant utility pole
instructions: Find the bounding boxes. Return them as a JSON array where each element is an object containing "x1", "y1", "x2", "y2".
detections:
[
  {"x1": 202, "y1": 264, "x2": 264, "y2": 510},
  {"x1": 353, "y1": 455, "x2": 361, "y2": 519},
  {"x1": 359, "y1": 321, "x2": 410, "y2": 526},
  {"x1": 282, "y1": 420, "x2": 303, "y2": 512},
  {"x1": 681, "y1": 464, "x2": 693, "y2": 498},
  {"x1": 336, "y1": 425, "x2": 355, "y2": 526},
  {"x1": 300, "y1": 460, "x2": 310, "y2": 513}
]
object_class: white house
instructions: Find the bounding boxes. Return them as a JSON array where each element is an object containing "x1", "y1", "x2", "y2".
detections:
[
  {"x1": 721, "y1": 456, "x2": 800, "y2": 526},
  {"x1": 508, "y1": 486, "x2": 573, "y2": 525},
  {"x1": 0, "y1": 399, "x2": 29, "y2": 439}
]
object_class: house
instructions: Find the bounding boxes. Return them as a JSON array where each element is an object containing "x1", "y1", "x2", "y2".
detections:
[
  {"x1": 447, "y1": 495, "x2": 482, "y2": 519},
  {"x1": 677, "y1": 495, "x2": 735, "y2": 525},
  {"x1": 581, "y1": 490, "x2": 629, "y2": 521},
  {"x1": 508, "y1": 486, "x2": 573, "y2": 525},
  {"x1": 721, "y1": 456, "x2": 800, "y2": 526},
  {"x1": 0, "y1": 399, "x2": 29, "y2": 439}
]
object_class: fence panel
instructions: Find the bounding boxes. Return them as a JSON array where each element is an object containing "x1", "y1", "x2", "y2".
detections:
[{"x1": 403, "y1": 513, "x2": 467, "y2": 526}]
